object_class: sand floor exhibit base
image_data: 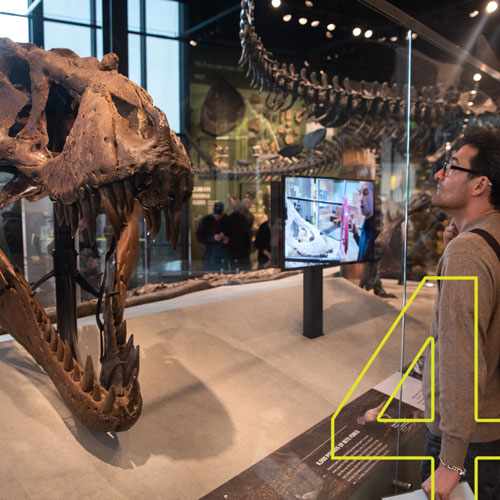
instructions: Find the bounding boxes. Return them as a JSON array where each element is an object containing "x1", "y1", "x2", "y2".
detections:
[{"x1": 0, "y1": 275, "x2": 435, "y2": 500}]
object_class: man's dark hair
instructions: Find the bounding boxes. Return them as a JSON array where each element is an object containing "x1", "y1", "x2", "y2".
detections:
[{"x1": 460, "y1": 127, "x2": 500, "y2": 209}]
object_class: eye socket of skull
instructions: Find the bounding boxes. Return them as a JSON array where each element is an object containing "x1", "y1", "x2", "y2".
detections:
[
  {"x1": 45, "y1": 83, "x2": 79, "y2": 153},
  {"x1": 111, "y1": 95, "x2": 155, "y2": 139}
]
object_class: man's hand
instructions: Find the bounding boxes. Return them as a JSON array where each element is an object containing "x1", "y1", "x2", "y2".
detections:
[
  {"x1": 443, "y1": 219, "x2": 458, "y2": 247},
  {"x1": 422, "y1": 463, "x2": 461, "y2": 500},
  {"x1": 214, "y1": 233, "x2": 222, "y2": 242}
]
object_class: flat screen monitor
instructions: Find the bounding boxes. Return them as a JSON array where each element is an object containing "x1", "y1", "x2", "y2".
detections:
[{"x1": 282, "y1": 176, "x2": 376, "y2": 269}]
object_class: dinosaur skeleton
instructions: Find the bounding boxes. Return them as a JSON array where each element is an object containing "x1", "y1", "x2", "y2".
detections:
[
  {"x1": 238, "y1": 0, "x2": 499, "y2": 155},
  {"x1": 0, "y1": 38, "x2": 194, "y2": 432}
]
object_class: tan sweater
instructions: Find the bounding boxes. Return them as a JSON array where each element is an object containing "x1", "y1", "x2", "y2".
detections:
[{"x1": 422, "y1": 213, "x2": 500, "y2": 467}]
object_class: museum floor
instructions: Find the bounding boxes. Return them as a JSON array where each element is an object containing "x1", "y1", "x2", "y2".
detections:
[{"x1": 0, "y1": 273, "x2": 437, "y2": 500}]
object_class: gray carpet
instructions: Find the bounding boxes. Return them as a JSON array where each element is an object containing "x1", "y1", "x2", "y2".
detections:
[{"x1": 0, "y1": 276, "x2": 436, "y2": 500}]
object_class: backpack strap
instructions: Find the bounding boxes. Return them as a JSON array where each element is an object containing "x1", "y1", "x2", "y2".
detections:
[{"x1": 468, "y1": 228, "x2": 500, "y2": 262}]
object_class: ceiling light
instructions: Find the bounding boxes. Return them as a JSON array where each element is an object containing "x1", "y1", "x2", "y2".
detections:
[
  {"x1": 468, "y1": 101, "x2": 474, "y2": 106},
  {"x1": 473, "y1": 72, "x2": 482, "y2": 81},
  {"x1": 299, "y1": 17, "x2": 308, "y2": 25},
  {"x1": 327, "y1": 23, "x2": 336, "y2": 31},
  {"x1": 189, "y1": 40, "x2": 197, "y2": 46},
  {"x1": 327, "y1": 55, "x2": 332, "y2": 61},
  {"x1": 311, "y1": 20, "x2": 320, "y2": 27},
  {"x1": 352, "y1": 27, "x2": 362, "y2": 37},
  {"x1": 469, "y1": 10, "x2": 479, "y2": 17},
  {"x1": 378, "y1": 36, "x2": 386, "y2": 42},
  {"x1": 364, "y1": 29, "x2": 373, "y2": 38},
  {"x1": 326, "y1": 31, "x2": 333, "y2": 38},
  {"x1": 470, "y1": 89, "x2": 478, "y2": 95},
  {"x1": 271, "y1": 0, "x2": 281, "y2": 8},
  {"x1": 283, "y1": 14, "x2": 292, "y2": 22},
  {"x1": 390, "y1": 36, "x2": 398, "y2": 42},
  {"x1": 412, "y1": 33, "x2": 418, "y2": 39},
  {"x1": 486, "y1": 1, "x2": 498, "y2": 13},
  {"x1": 305, "y1": 0, "x2": 314, "y2": 6},
  {"x1": 445, "y1": 142, "x2": 452, "y2": 150}
]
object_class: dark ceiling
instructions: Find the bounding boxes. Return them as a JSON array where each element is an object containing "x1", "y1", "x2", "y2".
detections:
[{"x1": 184, "y1": 0, "x2": 500, "y2": 87}]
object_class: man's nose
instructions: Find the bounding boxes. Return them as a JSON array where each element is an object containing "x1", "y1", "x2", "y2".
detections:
[{"x1": 434, "y1": 168, "x2": 444, "y2": 181}]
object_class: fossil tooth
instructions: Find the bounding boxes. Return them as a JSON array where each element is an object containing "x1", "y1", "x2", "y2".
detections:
[
  {"x1": 92, "y1": 384, "x2": 102, "y2": 402},
  {"x1": 163, "y1": 205, "x2": 172, "y2": 242},
  {"x1": 72, "y1": 365, "x2": 81, "y2": 382},
  {"x1": 123, "y1": 179, "x2": 135, "y2": 213},
  {"x1": 112, "y1": 182, "x2": 126, "y2": 214},
  {"x1": 123, "y1": 346, "x2": 140, "y2": 388},
  {"x1": 171, "y1": 209, "x2": 182, "y2": 250},
  {"x1": 54, "y1": 201, "x2": 65, "y2": 226},
  {"x1": 70, "y1": 203, "x2": 79, "y2": 237},
  {"x1": 63, "y1": 341, "x2": 73, "y2": 371},
  {"x1": 56, "y1": 336, "x2": 64, "y2": 362},
  {"x1": 81, "y1": 197, "x2": 96, "y2": 245},
  {"x1": 126, "y1": 368, "x2": 138, "y2": 392},
  {"x1": 89, "y1": 190, "x2": 101, "y2": 219},
  {"x1": 50, "y1": 329, "x2": 58, "y2": 352},
  {"x1": 63, "y1": 204, "x2": 72, "y2": 226},
  {"x1": 80, "y1": 354, "x2": 94, "y2": 393},
  {"x1": 101, "y1": 385, "x2": 116, "y2": 414},
  {"x1": 99, "y1": 194, "x2": 121, "y2": 236},
  {"x1": 128, "y1": 376, "x2": 140, "y2": 406},
  {"x1": 150, "y1": 206, "x2": 162, "y2": 241},
  {"x1": 142, "y1": 208, "x2": 153, "y2": 235},
  {"x1": 116, "y1": 321, "x2": 127, "y2": 347},
  {"x1": 119, "y1": 334, "x2": 134, "y2": 362},
  {"x1": 43, "y1": 325, "x2": 51, "y2": 342}
]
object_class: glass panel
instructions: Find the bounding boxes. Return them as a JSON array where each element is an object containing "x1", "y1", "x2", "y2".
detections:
[
  {"x1": 128, "y1": 33, "x2": 141, "y2": 85},
  {"x1": 44, "y1": 0, "x2": 91, "y2": 24},
  {"x1": 128, "y1": 0, "x2": 140, "y2": 32},
  {"x1": 0, "y1": 14, "x2": 29, "y2": 42},
  {"x1": 0, "y1": 0, "x2": 28, "y2": 15},
  {"x1": 146, "y1": 0, "x2": 178, "y2": 37},
  {"x1": 95, "y1": 0, "x2": 102, "y2": 27},
  {"x1": 22, "y1": 199, "x2": 57, "y2": 308},
  {"x1": 96, "y1": 27, "x2": 103, "y2": 60},
  {"x1": 44, "y1": 21, "x2": 91, "y2": 57},
  {"x1": 146, "y1": 35, "x2": 180, "y2": 132}
]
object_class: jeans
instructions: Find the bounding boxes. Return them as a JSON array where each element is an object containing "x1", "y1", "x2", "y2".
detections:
[{"x1": 420, "y1": 429, "x2": 500, "y2": 499}]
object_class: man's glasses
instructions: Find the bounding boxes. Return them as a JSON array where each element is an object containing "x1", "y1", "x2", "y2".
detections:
[{"x1": 441, "y1": 161, "x2": 493, "y2": 187}]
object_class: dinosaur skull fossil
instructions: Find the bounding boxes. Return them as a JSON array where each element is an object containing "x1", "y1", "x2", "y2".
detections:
[{"x1": 0, "y1": 38, "x2": 194, "y2": 432}]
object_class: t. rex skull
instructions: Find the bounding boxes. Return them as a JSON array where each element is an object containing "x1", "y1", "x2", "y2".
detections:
[{"x1": 0, "y1": 38, "x2": 194, "y2": 432}]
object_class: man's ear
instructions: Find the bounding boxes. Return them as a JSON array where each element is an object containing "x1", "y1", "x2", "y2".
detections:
[{"x1": 471, "y1": 176, "x2": 491, "y2": 196}]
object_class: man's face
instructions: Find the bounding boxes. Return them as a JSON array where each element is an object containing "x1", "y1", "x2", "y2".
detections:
[
  {"x1": 432, "y1": 144, "x2": 478, "y2": 210},
  {"x1": 359, "y1": 182, "x2": 374, "y2": 217}
]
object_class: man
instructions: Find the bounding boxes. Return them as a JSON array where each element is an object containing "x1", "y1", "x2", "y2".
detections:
[
  {"x1": 352, "y1": 181, "x2": 375, "y2": 261},
  {"x1": 195, "y1": 201, "x2": 229, "y2": 271},
  {"x1": 421, "y1": 127, "x2": 500, "y2": 500}
]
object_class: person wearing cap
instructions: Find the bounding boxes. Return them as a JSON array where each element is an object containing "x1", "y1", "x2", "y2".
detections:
[{"x1": 196, "y1": 201, "x2": 229, "y2": 272}]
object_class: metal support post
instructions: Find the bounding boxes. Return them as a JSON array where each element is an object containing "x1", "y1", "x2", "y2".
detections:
[{"x1": 303, "y1": 266, "x2": 324, "y2": 339}]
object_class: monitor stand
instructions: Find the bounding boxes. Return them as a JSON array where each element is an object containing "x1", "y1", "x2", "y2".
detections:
[{"x1": 303, "y1": 266, "x2": 323, "y2": 339}]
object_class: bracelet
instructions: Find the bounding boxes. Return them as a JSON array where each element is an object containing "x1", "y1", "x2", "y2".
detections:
[{"x1": 439, "y1": 457, "x2": 466, "y2": 477}]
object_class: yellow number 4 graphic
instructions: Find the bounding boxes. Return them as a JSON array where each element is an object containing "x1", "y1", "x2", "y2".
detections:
[{"x1": 331, "y1": 276, "x2": 500, "y2": 500}]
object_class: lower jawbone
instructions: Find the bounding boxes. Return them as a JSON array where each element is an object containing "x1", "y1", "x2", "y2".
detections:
[{"x1": 0, "y1": 162, "x2": 193, "y2": 433}]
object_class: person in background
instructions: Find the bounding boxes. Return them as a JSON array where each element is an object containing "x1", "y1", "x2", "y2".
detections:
[
  {"x1": 195, "y1": 201, "x2": 229, "y2": 272},
  {"x1": 224, "y1": 199, "x2": 253, "y2": 271},
  {"x1": 255, "y1": 200, "x2": 271, "y2": 269}
]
